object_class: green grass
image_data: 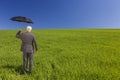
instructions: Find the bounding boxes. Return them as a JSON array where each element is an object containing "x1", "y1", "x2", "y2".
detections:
[{"x1": 0, "y1": 29, "x2": 120, "y2": 80}]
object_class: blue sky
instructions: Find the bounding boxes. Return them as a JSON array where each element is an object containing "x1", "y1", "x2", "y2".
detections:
[{"x1": 0, "y1": 0, "x2": 120, "y2": 29}]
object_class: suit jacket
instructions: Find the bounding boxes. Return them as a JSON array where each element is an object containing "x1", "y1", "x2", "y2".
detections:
[{"x1": 16, "y1": 30, "x2": 38, "y2": 53}]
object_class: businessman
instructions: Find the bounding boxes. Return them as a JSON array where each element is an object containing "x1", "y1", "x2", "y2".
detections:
[{"x1": 16, "y1": 26, "x2": 38, "y2": 74}]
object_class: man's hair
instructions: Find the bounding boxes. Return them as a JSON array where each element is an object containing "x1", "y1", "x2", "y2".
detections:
[{"x1": 26, "y1": 26, "x2": 32, "y2": 32}]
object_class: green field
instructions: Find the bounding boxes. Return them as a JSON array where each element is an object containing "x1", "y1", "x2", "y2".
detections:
[{"x1": 0, "y1": 29, "x2": 120, "y2": 80}]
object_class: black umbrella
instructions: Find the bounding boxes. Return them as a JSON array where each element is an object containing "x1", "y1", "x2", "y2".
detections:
[{"x1": 10, "y1": 16, "x2": 33, "y2": 24}]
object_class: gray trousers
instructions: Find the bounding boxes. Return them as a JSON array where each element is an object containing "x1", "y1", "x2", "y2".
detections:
[{"x1": 23, "y1": 52, "x2": 34, "y2": 72}]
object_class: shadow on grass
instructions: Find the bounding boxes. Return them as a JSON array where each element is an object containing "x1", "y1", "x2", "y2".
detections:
[{"x1": 2, "y1": 65, "x2": 22, "y2": 74}]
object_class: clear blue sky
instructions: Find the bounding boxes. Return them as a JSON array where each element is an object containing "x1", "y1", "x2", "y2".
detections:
[{"x1": 0, "y1": 0, "x2": 120, "y2": 29}]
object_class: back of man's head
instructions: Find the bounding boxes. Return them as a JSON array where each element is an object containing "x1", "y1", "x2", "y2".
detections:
[{"x1": 26, "y1": 26, "x2": 32, "y2": 32}]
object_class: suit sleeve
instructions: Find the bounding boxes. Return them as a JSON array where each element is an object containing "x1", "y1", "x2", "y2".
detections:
[
  {"x1": 16, "y1": 30, "x2": 22, "y2": 38},
  {"x1": 33, "y1": 35, "x2": 38, "y2": 51}
]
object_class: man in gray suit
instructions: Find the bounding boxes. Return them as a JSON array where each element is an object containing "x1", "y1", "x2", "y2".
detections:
[{"x1": 16, "y1": 26, "x2": 38, "y2": 74}]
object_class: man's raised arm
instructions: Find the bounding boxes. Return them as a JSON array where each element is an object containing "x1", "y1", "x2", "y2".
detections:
[{"x1": 16, "y1": 30, "x2": 22, "y2": 38}]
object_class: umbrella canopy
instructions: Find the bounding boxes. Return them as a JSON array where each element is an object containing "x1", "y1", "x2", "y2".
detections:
[{"x1": 10, "y1": 16, "x2": 33, "y2": 24}]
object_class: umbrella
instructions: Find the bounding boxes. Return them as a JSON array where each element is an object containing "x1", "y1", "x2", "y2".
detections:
[{"x1": 10, "y1": 16, "x2": 33, "y2": 24}]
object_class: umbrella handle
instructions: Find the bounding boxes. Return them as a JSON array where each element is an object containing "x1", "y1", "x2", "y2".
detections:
[{"x1": 20, "y1": 27, "x2": 23, "y2": 31}]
